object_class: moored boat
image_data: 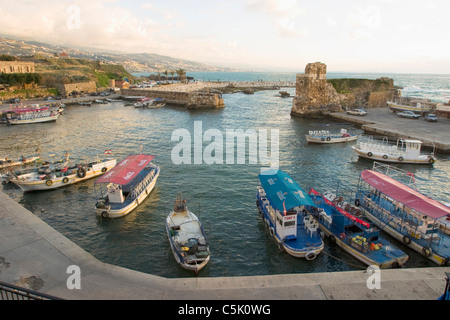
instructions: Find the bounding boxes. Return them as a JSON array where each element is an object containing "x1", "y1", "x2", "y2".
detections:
[
  {"x1": 387, "y1": 100, "x2": 432, "y2": 114},
  {"x1": 256, "y1": 169, "x2": 324, "y2": 260},
  {"x1": 308, "y1": 188, "x2": 409, "y2": 268},
  {"x1": 354, "y1": 162, "x2": 450, "y2": 266},
  {"x1": 166, "y1": 194, "x2": 210, "y2": 274},
  {"x1": 305, "y1": 128, "x2": 359, "y2": 144},
  {"x1": 94, "y1": 154, "x2": 160, "y2": 219},
  {"x1": 10, "y1": 153, "x2": 116, "y2": 192},
  {"x1": 7, "y1": 105, "x2": 59, "y2": 125},
  {"x1": 352, "y1": 136, "x2": 436, "y2": 165}
]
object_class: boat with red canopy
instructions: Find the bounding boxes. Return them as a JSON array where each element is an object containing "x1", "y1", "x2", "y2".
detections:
[
  {"x1": 94, "y1": 154, "x2": 160, "y2": 219},
  {"x1": 355, "y1": 162, "x2": 450, "y2": 266},
  {"x1": 7, "y1": 105, "x2": 60, "y2": 125},
  {"x1": 308, "y1": 188, "x2": 409, "y2": 268}
]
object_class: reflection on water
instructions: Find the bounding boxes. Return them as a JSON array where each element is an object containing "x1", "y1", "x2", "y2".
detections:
[{"x1": 1, "y1": 89, "x2": 448, "y2": 278}]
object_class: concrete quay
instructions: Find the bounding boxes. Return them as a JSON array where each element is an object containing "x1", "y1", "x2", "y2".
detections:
[
  {"x1": 328, "y1": 107, "x2": 450, "y2": 153},
  {"x1": 0, "y1": 191, "x2": 448, "y2": 300}
]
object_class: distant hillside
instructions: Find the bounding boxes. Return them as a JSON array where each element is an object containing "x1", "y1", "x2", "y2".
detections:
[{"x1": 0, "y1": 36, "x2": 235, "y2": 73}]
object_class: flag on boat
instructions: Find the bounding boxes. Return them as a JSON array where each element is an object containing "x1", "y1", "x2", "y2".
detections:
[{"x1": 105, "y1": 149, "x2": 112, "y2": 155}]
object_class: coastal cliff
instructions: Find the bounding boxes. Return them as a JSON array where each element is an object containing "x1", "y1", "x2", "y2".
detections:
[{"x1": 291, "y1": 62, "x2": 396, "y2": 118}]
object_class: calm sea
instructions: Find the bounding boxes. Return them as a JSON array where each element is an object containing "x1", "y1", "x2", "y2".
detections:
[{"x1": 1, "y1": 72, "x2": 449, "y2": 278}]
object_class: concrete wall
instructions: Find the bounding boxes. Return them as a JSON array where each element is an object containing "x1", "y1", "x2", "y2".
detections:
[{"x1": 56, "y1": 81, "x2": 97, "y2": 95}]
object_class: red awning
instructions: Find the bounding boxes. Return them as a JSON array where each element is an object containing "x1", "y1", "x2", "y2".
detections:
[
  {"x1": 361, "y1": 170, "x2": 450, "y2": 219},
  {"x1": 309, "y1": 188, "x2": 371, "y2": 228},
  {"x1": 95, "y1": 154, "x2": 155, "y2": 185}
]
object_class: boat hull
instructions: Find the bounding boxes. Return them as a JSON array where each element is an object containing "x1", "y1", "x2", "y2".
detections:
[
  {"x1": 387, "y1": 102, "x2": 431, "y2": 114},
  {"x1": 306, "y1": 135, "x2": 358, "y2": 144},
  {"x1": 8, "y1": 114, "x2": 59, "y2": 125},
  {"x1": 166, "y1": 210, "x2": 210, "y2": 273},
  {"x1": 352, "y1": 146, "x2": 435, "y2": 165},
  {"x1": 95, "y1": 167, "x2": 160, "y2": 219},
  {"x1": 12, "y1": 159, "x2": 117, "y2": 192},
  {"x1": 360, "y1": 206, "x2": 448, "y2": 266}
]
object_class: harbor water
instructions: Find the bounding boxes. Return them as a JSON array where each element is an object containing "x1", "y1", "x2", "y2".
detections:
[{"x1": 1, "y1": 72, "x2": 449, "y2": 278}]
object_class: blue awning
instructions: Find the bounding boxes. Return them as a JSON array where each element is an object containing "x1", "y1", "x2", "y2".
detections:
[{"x1": 258, "y1": 169, "x2": 316, "y2": 212}]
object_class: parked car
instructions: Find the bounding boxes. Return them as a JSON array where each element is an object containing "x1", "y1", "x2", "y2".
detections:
[
  {"x1": 397, "y1": 111, "x2": 420, "y2": 119},
  {"x1": 346, "y1": 108, "x2": 367, "y2": 116},
  {"x1": 424, "y1": 113, "x2": 438, "y2": 122}
]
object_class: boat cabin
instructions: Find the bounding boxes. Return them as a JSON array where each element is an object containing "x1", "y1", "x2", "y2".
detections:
[{"x1": 275, "y1": 209, "x2": 297, "y2": 241}]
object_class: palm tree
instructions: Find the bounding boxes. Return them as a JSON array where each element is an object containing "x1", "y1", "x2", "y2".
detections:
[
  {"x1": 163, "y1": 70, "x2": 168, "y2": 82},
  {"x1": 170, "y1": 70, "x2": 175, "y2": 83},
  {"x1": 177, "y1": 69, "x2": 186, "y2": 83}
]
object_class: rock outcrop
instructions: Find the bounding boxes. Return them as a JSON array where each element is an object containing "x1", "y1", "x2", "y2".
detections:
[{"x1": 291, "y1": 62, "x2": 395, "y2": 118}]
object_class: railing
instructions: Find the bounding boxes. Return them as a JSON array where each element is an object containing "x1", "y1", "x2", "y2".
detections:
[{"x1": 0, "y1": 280, "x2": 62, "y2": 300}]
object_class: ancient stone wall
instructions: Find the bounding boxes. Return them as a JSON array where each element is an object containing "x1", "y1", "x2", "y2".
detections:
[
  {"x1": 291, "y1": 62, "x2": 395, "y2": 117},
  {"x1": 56, "y1": 81, "x2": 97, "y2": 95},
  {"x1": 120, "y1": 89, "x2": 224, "y2": 109},
  {"x1": 0, "y1": 61, "x2": 35, "y2": 74}
]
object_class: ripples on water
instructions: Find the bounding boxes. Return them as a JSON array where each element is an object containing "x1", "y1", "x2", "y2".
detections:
[{"x1": 1, "y1": 83, "x2": 449, "y2": 278}]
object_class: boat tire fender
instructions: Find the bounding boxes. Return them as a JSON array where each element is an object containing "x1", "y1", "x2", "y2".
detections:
[
  {"x1": 392, "y1": 261, "x2": 400, "y2": 269},
  {"x1": 402, "y1": 235, "x2": 411, "y2": 244},
  {"x1": 101, "y1": 167, "x2": 107, "y2": 172},
  {"x1": 62, "y1": 177, "x2": 69, "y2": 184},
  {"x1": 422, "y1": 246, "x2": 432, "y2": 257},
  {"x1": 429, "y1": 158, "x2": 435, "y2": 164},
  {"x1": 77, "y1": 167, "x2": 86, "y2": 178},
  {"x1": 269, "y1": 227, "x2": 275, "y2": 236},
  {"x1": 367, "y1": 152, "x2": 373, "y2": 157},
  {"x1": 354, "y1": 199, "x2": 360, "y2": 207},
  {"x1": 382, "y1": 155, "x2": 388, "y2": 159},
  {"x1": 445, "y1": 258, "x2": 450, "y2": 267},
  {"x1": 305, "y1": 251, "x2": 317, "y2": 261},
  {"x1": 329, "y1": 234, "x2": 336, "y2": 244},
  {"x1": 45, "y1": 179, "x2": 53, "y2": 186},
  {"x1": 326, "y1": 137, "x2": 331, "y2": 141},
  {"x1": 398, "y1": 156, "x2": 404, "y2": 162},
  {"x1": 101, "y1": 211, "x2": 109, "y2": 219},
  {"x1": 321, "y1": 138, "x2": 325, "y2": 142}
]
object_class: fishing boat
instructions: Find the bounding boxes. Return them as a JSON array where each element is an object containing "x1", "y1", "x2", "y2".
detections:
[
  {"x1": 354, "y1": 162, "x2": 450, "y2": 266},
  {"x1": 144, "y1": 98, "x2": 166, "y2": 109},
  {"x1": 308, "y1": 188, "x2": 409, "y2": 268},
  {"x1": 387, "y1": 100, "x2": 432, "y2": 114},
  {"x1": 134, "y1": 97, "x2": 151, "y2": 108},
  {"x1": 166, "y1": 194, "x2": 210, "y2": 274},
  {"x1": 0, "y1": 155, "x2": 39, "y2": 169},
  {"x1": 305, "y1": 129, "x2": 359, "y2": 144},
  {"x1": 352, "y1": 136, "x2": 436, "y2": 165},
  {"x1": 78, "y1": 101, "x2": 92, "y2": 106},
  {"x1": 10, "y1": 153, "x2": 116, "y2": 192},
  {"x1": 7, "y1": 105, "x2": 59, "y2": 125},
  {"x1": 94, "y1": 154, "x2": 160, "y2": 219},
  {"x1": 256, "y1": 169, "x2": 324, "y2": 260}
]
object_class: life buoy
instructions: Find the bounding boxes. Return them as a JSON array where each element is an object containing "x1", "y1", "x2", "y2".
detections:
[
  {"x1": 305, "y1": 251, "x2": 317, "y2": 260},
  {"x1": 62, "y1": 177, "x2": 69, "y2": 184},
  {"x1": 382, "y1": 155, "x2": 388, "y2": 159},
  {"x1": 45, "y1": 179, "x2": 53, "y2": 186},
  {"x1": 398, "y1": 156, "x2": 404, "y2": 162},
  {"x1": 402, "y1": 235, "x2": 411, "y2": 244},
  {"x1": 101, "y1": 167, "x2": 107, "y2": 172},
  {"x1": 429, "y1": 158, "x2": 435, "y2": 164},
  {"x1": 367, "y1": 152, "x2": 373, "y2": 157},
  {"x1": 101, "y1": 211, "x2": 109, "y2": 218},
  {"x1": 77, "y1": 167, "x2": 86, "y2": 178},
  {"x1": 422, "y1": 246, "x2": 432, "y2": 257}
]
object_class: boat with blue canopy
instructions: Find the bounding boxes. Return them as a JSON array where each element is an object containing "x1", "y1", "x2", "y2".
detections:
[
  {"x1": 354, "y1": 162, "x2": 450, "y2": 266},
  {"x1": 256, "y1": 169, "x2": 324, "y2": 260},
  {"x1": 308, "y1": 188, "x2": 409, "y2": 268}
]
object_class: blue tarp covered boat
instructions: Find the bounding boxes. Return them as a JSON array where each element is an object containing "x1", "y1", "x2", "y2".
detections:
[{"x1": 256, "y1": 169, "x2": 324, "y2": 260}]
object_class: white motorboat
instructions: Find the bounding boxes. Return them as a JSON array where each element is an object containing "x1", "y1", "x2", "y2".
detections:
[
  {"x1": 306, "y1": 128, "x2": 359, "y2": 144},
  {"x1": 387, "y1": 100, "x2": 432, "y2": 114},
  {"x1": 352, "y1": 136, "x2": 436, "y2": 165},
  {"x1": 7, "y1": 105, "x2": 59, "y2": 125},
  {"x1": 166, "y1": 195, "x2": 210, "y2": 274},
  {"x1": 94, "y1": 154, "x2": 160, "y2": 219},
  {"x1": 11, "y1": 154, "x2": 116, "y2": 192}
]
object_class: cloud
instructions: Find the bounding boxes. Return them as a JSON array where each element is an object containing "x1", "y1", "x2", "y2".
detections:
[{"x1": 246, "y1": 0, "x2": 306, "y2": 38}]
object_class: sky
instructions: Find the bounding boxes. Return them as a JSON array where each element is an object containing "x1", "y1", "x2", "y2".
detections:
[{"x1": 1, "y1": 0, "x2": 449, "y2": 73}]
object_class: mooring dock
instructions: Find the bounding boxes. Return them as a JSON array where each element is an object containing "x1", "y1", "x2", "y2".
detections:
[
  {"x1": 0, "y1": 191, "x2": 448, "y2": 300},
  {"x1": 328, "y1": 107, "x2": 450, "y2": 153}
]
